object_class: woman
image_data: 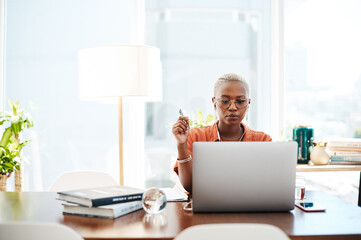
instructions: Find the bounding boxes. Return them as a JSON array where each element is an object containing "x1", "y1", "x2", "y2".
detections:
[{"x1": 172, "y1": 73, "x2": 272, "y2": 193}]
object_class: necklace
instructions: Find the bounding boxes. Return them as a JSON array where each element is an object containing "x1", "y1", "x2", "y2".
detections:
[{"x1": 218, "y1": 125, "x2": 246, "y2": 142}]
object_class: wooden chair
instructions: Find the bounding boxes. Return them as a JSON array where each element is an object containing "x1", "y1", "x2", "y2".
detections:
[
  {"x1": 0, "y1": 222, "x2": 83, "y2": 240},
  {"x1": 49, "y1": 170, "x2": 118, "y2": 192},
  {"x1": 174, "y1": 223, "x2": 290, "y2": 240}
]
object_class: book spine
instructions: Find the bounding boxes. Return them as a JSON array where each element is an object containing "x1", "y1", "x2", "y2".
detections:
[
  {"x1": 113, "y1": 201, "x2": 142, "y2": 218},
  {"x1": 327, "y1": 146, "x2": 361, "y2": 153},
  {"x1": 330, "y1": 156, "x2": 361, "y2": 162},
  {"x1": 328, "y1": 142, "x2": 361, "y2": 148},
  {"x1": 327, "y1": 146, "x2": 361, "y2": 152},
  {"x1": 92, "y1": 193, "x2": 143, "y2": 207},
  {"x1": 328, "y1": 151, "x2": 361, "y2": 157},
  {"x1": 329, "y1": 161, "x2": 361, "y2": 165}
]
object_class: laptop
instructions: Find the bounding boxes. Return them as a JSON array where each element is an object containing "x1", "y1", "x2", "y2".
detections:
[{"x1": 192, "y1": 141, "x2": 297, "y2": 212}]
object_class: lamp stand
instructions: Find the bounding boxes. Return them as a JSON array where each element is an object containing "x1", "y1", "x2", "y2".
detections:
[{"x1": 118, "y1": 97, "x2": 124, "y2": 185}]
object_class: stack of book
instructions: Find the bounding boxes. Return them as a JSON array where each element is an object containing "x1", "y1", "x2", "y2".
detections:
[
  {"x1": 57, "y1": 185, "x2": 144, "y2": 218},
  {"x1": 327, "y1": 138, "x2": 361, "y2": 165}
]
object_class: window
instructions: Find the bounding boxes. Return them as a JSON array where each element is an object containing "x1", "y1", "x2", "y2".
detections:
[
  {"x1": 284, "y1": 0, "x2": 361, "y2": 205},
  {"x1": 4, "y1": 0, "x2": 133, "y2": 190},
  {"x1": 144, "y1": 0, "x2": 273, "y2": 187},
  {"x1": 284, "y1": 0, "x2": 361, "y2": 139}
]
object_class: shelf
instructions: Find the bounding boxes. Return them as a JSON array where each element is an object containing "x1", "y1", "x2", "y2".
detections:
[{"x1": 297, "y1": 164, "x2": 361, "y2": 172}]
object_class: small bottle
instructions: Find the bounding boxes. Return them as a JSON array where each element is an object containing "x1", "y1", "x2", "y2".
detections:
[{"x1": 310, "y1": 142, "x2": 330, "y2": 165}]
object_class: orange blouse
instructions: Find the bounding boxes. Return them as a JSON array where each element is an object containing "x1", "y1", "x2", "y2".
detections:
[{"x1": 174, "y1": 121, "x2": 272, "y2": 174}]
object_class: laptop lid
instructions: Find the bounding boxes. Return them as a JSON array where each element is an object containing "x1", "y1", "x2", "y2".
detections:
[{"x1": 192, "y1": 141, "x2": 297, "y2": 212}]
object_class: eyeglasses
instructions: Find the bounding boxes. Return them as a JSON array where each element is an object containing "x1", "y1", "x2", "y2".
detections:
[{"x1": 216, "y1": 98, "x2": 250, "y2": 109}]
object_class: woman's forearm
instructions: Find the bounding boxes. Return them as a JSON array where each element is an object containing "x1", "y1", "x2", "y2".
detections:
[{"x1": 177, "y1": 143, "x2": 192, "y2": 193}]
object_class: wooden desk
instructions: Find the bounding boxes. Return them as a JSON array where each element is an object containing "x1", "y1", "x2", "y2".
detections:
[
  {"x1": 1, "y1": 191, "x2": 361, "y2": 240},
  {"x1": 297, "y1": 164, "x2": 361, "y2": 206}
]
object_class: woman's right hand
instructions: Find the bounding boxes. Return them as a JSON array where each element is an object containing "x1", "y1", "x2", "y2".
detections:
[{"x1": 172, "y1": 116, "x2": 190, "y2": 144}]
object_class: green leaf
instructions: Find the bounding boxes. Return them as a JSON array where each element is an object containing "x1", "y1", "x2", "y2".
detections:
[
  {"x1": 0, "y1": 127, "x2": 13, "y2": 147},
  {"x1": 17, "y1": 142, "x2": 26, "y2": 152},
  {"x1": 0, "y1": 147, "x2": 5, "y2": 158},
  {"x1": 196, "y1": 109, "x2": 203, "y2": 123},
  {"x1": 14, "y1": 101, "x2": 20, "y2": 113},
  {"x1": 25, "y1": 114, "x2": 34, "y2": 128},
  {"x1": 206, "y1": 114, "x2": 214, "y2": 124},
  {"x1": 20, "y1": 121, "x2": 26, "y2": 132},
  {"x1": 3, "y1": 162, "x2": 14, "y2": 168},
  {"x1": 8, "y1": 99, "x2": 14, "y2": 110},
  {"x1": 8, "y1": 99, "x2": 18, "y2": 116},
  {"x1": 11, "y1": 118, "x2": 21, "y2": 135},
  {"x1": 4, "y1": 148, "x2": 10, "y2": 155},
  {"x1": 10, "y1": 149, "x2": 20, "y2": 158}
]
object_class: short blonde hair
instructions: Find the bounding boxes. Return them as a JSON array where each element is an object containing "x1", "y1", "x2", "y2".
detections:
[{"x1": 213, "y1": 73, "x2": 250, "y2": 97}]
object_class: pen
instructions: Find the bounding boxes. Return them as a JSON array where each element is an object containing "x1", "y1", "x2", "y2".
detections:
[{"x1": 179, "y1": 109, "x2": 188, "y2": 125}]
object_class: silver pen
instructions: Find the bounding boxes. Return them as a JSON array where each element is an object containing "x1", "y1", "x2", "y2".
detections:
[{"x1": 179, "y1": 109, "x2": 188, "y2": 125}]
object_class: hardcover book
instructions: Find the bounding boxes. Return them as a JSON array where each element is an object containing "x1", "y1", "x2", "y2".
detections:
[
  {"x1": 62, "y1": 200, "x2": 142, "y2": 218},
  {"x1": 327, "y1": 146, "x2": 361, "y2": 152},
  {"x1": 328, "y1": 138, "x2": 361, "y2": 146},
  {"x1": 330, "y1": 156, "x2": 361, "y2": 162},
  {"x1": 57, "y1": 185, "x2": 144, "y2": 207},
  {"x1": 328, "y1": 151, "x2": 361, "y2": 157},
  {"x1": 329, "y1": 161, "x2": 361, "y2": 165},
  {"x1": 327, "y1": 138, "x2": 361, "y2": 152}
]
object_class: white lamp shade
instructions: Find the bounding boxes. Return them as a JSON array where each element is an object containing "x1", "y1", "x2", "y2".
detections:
[{"x1": 78, "y1": 45, "x2": 162, "y2": 100}]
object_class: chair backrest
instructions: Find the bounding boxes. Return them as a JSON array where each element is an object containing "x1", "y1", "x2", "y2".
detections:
[
  {"x1": 0, "y1": 222, "x2": 83, "y2": 240},
  {"x1": 49, "y1": 170, "x2": 118, "y2": 192},
  {"x1": 174, "y1": 223, "x2": 290, "y2": 240}
]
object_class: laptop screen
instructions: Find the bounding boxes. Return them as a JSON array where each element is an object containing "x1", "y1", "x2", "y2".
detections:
[{"x1": 192, "y1": 141, "x2": 297, "y2": 212}]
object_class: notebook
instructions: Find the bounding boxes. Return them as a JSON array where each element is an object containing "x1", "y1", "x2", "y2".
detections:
[{"x1": 192, "y1": 141, "x2": 297, "y2": 212}]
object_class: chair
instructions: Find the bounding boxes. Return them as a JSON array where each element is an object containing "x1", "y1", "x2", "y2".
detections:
[
  {"x1": 0, "y1": 222, "x2": 83, "y2": 240},
  {"x1": 49, "y1": 170, "x2": 118, "y2": 192},
  {"x1": 174, "y1": 223, "x2": 290, "y2": 240}
]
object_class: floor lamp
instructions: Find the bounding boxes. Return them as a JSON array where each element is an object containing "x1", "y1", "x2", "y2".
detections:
[{"x1": 78, "y1": 45, "x2": 161, "y2": 185}]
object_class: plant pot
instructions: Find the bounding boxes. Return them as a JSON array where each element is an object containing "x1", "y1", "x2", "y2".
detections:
[{"x1": 0, "y1": 173, "x2": 12, "y2": 191}]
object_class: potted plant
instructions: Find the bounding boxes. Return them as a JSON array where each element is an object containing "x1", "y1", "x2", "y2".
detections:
[
  {"x1": 0, "y1": 100, "x2": 33, "y2": 191},
  {"x1": 189, "y1": 109, "x2": 214, "y2": 128}
]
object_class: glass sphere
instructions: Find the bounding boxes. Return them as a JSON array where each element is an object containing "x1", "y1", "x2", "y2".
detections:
[{"x1": 142, "y1": 188, "x2": 167, "y2": 214}]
